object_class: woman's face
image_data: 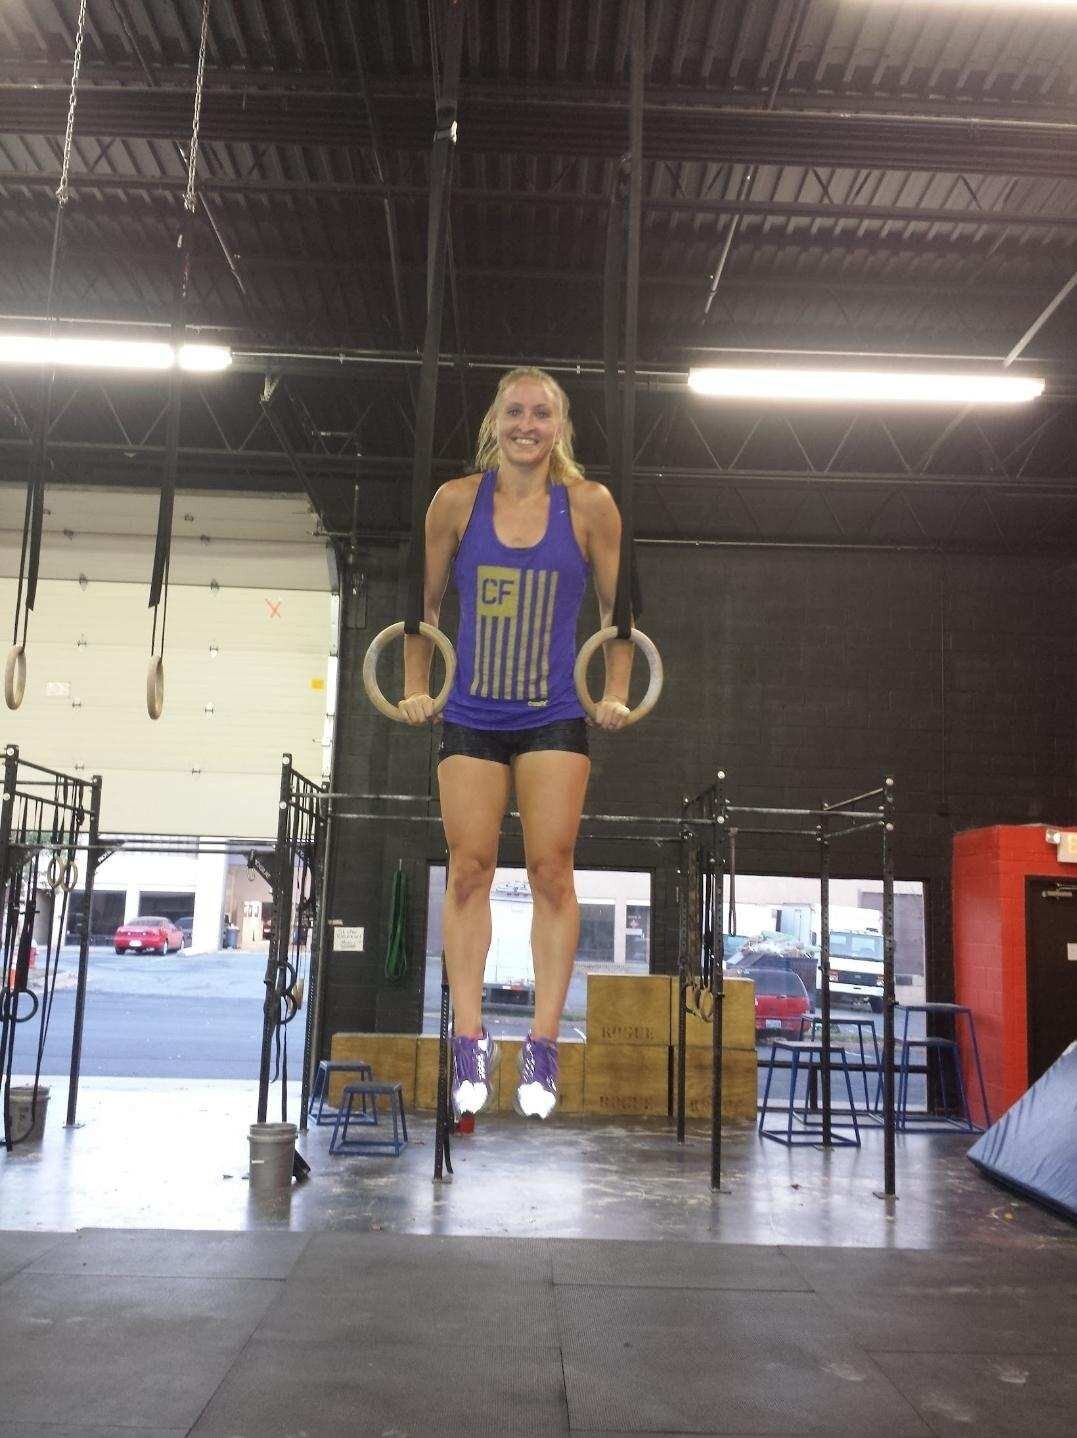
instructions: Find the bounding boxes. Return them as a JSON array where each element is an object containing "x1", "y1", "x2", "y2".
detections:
[{"x1": 495, "y1": 379, "x2": 562, "y2": 471}]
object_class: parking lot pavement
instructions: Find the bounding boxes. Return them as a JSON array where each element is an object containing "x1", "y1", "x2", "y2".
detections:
[{"x1": 54, "y1": 946, "x2": 273, "y2": 998}]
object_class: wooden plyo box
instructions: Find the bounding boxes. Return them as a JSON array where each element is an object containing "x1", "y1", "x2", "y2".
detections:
[
  {"x1": 495, "y1": 1038, "x2": 585, "y2": 1116},
  {"x1": 328, "y1": 1033, "x2": 418, "y2": 1107},
  {"x1": 586, "y1": 973, "x2": 672, "y2": 1046},
  {"x1": 414, "y1": 1034, "x2": 458, "y2": 1111},
  {"x1": 583, "y1": 1043, "x2": 670, "y2": 1116},
  {"x1": 672, "y1": 975, "x2": 755, "y2": 1051},
  {"x1": 677, "y1": 1047, "x2": 757, "y2": 1122},
  {"x1": 412, "y1": 1036, "x2": 586, "y2": 1115}
]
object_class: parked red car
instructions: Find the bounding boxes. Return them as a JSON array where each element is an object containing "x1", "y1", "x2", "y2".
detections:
[
  {"x1": 113, "y1": 917, "x2": 184, "y2": 956},
  {"x1": 751, "y1": 967, "x2": 811, "y2": 1039}
]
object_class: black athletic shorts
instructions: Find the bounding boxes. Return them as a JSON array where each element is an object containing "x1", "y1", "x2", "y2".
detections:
[{"x1": 438, "y1": 717, "x2": 589, "y2": 767}]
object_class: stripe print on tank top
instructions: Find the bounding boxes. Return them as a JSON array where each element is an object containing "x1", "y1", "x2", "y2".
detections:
[
  {"x1": 470, "y1": 564, "x2": 560, "y2": 703},
  {"x1": 444, "y1": 468, "x2": 588, "y2": 729}
]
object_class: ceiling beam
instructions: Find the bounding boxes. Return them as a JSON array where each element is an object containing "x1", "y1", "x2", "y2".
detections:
[
  {"x1": 1, "y1": 440, "x2": 1074, "y2": 496},
  {"x1": 1, "y1": 65, "x2": 1073, "y2": 126},
  {"x1": 3, "y1": 88, "x2": 1076, "y2": 176},
  {"x1": 3, "y1": 172, "x2": 1076, "y2": 234},
  {"x1": 2, "y1": 241, "x2": 1066, "y2": 306}
]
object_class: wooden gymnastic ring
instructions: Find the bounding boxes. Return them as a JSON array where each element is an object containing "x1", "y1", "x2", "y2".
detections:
[
  {"x1": 146, "y1": 656, "x2": 164, "y2": 720},
  {"x1": 362, "y1": 621, "x2": 456, "y2": 724},
  {"x1": 573, "y1": 626, "x2": 663, "y2": 727},
  {"x1": 4, "y1": 645, "x2": 26, "y2": 710}
]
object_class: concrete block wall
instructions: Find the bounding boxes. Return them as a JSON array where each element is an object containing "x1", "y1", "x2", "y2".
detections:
[
  {"x1": 952, "y1": 824, "x2": 1073, "y2": 1122},
  {"x1": 317, "y1": 540, "x2": 1074, "y2": 1055}
]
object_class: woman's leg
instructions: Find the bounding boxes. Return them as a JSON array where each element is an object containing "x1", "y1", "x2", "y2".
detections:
[
  {"x1": 437, "y1": 753, "x2": 512, "y2": 1036},
  {"x1": 512, "y1": 749, "x2": 591, "y2": 1041}
]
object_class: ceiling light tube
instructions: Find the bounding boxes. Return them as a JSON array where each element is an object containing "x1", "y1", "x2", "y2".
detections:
[
  {"x1": 178, "y1": 343, "x2": 233, "y2": 373},
  {"x1": 0, "y1": 333, "x2": 232, "y2": 373},
  {"x1": 687, "y1": 367, "x2": 1045, "y2": 405}
]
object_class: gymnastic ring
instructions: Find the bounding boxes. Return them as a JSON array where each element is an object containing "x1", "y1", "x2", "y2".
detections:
[
  {"x1": 4, "y1": 644, "x2": 26, "y2": 710},
  {"x1": 62, "y1": 860, "x2": 79, "y2": 893},
  {"x1": 146, "y1": 656, "x2": 164, "y2": 721},
  {"x1": 46, "y1": 854, "x2": 64, "y2": 890},
  {"x1": 362, "y1": 621, "x2": 456, "y2": 724},
  {"x1": 573, "y1": 626, "x2": 663, "y2": 727},
  {"x1": 9, "y1": 989, "x2": 39, "y2": 1023}
]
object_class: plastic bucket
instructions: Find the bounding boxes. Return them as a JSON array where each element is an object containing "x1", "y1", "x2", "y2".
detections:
[
  {"x1": 7, "y1": 1085, "x2": 49, "y2": 1144},
  {"x1": 248, "y1": 1121, "x2": 296, "y2": 1193}
]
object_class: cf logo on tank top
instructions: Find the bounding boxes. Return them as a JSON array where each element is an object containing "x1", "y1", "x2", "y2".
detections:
[
  {"x1": 478, "y1": 566, "x2": 519, "y2": 616},
  {"x1": 472, "y1": 564, "x2": 558, "y2": 703}
]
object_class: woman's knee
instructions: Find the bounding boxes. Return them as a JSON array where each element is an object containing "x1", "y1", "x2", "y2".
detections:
[
  {"x1": 527, "y1": 851, "x2": 576, "y2": 907},
  {"x1": 447, "y1": 852, "x2": 496, "y2": 905}
]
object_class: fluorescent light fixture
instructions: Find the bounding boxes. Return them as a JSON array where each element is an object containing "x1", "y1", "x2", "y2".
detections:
[
  {"x1": 687, "y1": 367, "x2": 1044, "y2": 405},
  {"x1": 896, "y1": 2, "x2": 1077, "y2": 7},
  {"x1": 178, "y1": 342, "x2": 232, "y2": 372},
  {"x1": 0, "y1": 333, "x2": 232, "y2": 373}
]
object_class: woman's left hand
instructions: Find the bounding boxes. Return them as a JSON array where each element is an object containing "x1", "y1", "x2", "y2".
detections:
[{"x1": 592, "y1": 697, "x2": 631, "y2": 731}]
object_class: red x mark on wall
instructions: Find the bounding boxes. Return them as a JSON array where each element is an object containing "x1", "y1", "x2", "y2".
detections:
[{"x1": 265, "y1": 599, "x2": 282, "y2": 619}]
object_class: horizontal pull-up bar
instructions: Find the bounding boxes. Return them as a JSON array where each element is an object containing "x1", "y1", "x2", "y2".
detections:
[
  {"x1": 332, "y1": 811, "x2": 691, "y2": 845},
  {"x1": 726, "y1": 804, "x2": 842, "y2": 819},
  {"x1": 727, "y1": 825, "x2": 822, "y2": 838},
  {"x1": 333, "y1": 807, "x2": 717, "y2": 828},
  {"x1": 9, "y1": 790, "x2": 87, "y2": 813},
  {"x1": 824, "y1": 784, "x2": 891, "y2": 810},
  {"x1": 828, "y1": 820, "x2": 888, "y2": 840},
  {"x1": 320, "y1": 790, "x2": 436, "y2": 804},
  {"x1": 3, "y1": 755, "x2": 98, "y2": 786}
]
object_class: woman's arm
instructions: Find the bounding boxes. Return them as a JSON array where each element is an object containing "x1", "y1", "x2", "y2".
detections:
[
  {"x1": 400, "y1": 481, "x2": 464, "y2": 724},
  {"x1": 581, "y1": 482, "x2": 634, "y2": 731}
]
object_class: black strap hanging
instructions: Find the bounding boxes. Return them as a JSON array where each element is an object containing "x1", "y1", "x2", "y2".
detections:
[
  {"x1": 404, "y1": 0, "x2": 465, "y2": 636},
  {"x1": 146, "y1": 0, "x2": 210, "y2": 720},
  {"x1": 5, "y1": 0, "x2": 88, "y2": 712},
  {"x1": 571, "y1": 0, "x2": 663, "y2": 729},
  {"x1": 603, "y1": 0, "x2": 646, "y2": 640}
]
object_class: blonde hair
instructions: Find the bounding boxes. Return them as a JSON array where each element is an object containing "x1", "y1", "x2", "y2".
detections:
[{"x1": 474, "y1": 366, "x2": 585, "y2": 486}]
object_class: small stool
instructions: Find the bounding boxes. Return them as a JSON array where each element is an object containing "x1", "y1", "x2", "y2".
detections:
[
  {"x1": 330, "y1": 1082, "x2": 408, "y2": 1157},
  {"x1": 759, "y1": 1040, "x2": 861, "y2": 1148},
  {"x1": 309, "y1": 1060, "x2": 374, "y2": 1128},
  {"x1": 881, "y1": 1003, "x2": 990, "y2": 1132},
  {"x1": 895, "y1": 1037, "x2": 978, "y2": 1133},
  {"x1": 801, "y1": 1016, "x2": 881, "y2": 1114}
]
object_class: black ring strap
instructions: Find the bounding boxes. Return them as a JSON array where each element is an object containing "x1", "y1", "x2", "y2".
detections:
[{"x1": 405, "y1": 1, "x2": 466, "y2": 636}]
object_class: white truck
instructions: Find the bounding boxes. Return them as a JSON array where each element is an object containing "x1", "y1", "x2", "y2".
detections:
[
  {"x1": 482, "y1": 884, "x2": 536, "y2": 1008},
  {"x1": 776, "y1": 903, "x2": 885, "y2": 1012}
]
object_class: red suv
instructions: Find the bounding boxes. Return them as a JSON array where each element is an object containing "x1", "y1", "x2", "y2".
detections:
[
  {"x1": 113, "y1": 917, "x2": 184, "y2": 956},
  {"x1": 752, "y1": 968, "x2": 811, "y2": 1039}
]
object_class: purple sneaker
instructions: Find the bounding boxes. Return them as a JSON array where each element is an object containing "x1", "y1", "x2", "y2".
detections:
[
  {"x1": 451, "y1": 1030, "x2": 498, "y2": 1117},
  {"x1": 515, "y1": 1034, "x2": 558, "y2": 1119}
]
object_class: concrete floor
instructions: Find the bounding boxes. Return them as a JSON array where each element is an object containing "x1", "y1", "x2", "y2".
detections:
[{"x1": 1, "y1": 1077, "x2": 1074, "y2": 1435}]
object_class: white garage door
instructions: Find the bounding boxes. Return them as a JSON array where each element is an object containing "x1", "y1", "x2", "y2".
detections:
[{"x1": 0, "y1": 490, "x2": 334, "y2": 836}]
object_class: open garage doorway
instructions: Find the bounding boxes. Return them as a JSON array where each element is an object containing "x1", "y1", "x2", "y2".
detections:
[
  {"x1": 726, "y1": 875, "x2": 928, "y2": 1109},
  {"x1": 40, "y1": 841, "x2": 299, "y2": 1081}
]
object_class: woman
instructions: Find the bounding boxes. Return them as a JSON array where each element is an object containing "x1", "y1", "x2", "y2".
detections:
[{"x1": 401, "y1": 367, "x2": 632, "y2": 1120}]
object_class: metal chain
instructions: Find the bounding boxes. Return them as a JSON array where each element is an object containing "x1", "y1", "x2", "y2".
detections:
[
  {"x1": 55, "y1": 0, "x2": 89, "y2": 206},
  {"x1": 184, "y1": 0, "x2": 211, "y2": 214}
]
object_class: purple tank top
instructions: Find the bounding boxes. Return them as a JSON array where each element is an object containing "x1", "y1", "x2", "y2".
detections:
[{"x1": 443, "y1": 470, "x2": 589, "y2": 730}]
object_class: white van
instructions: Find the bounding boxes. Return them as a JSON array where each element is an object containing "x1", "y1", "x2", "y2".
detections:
[
  {"x1": 777, "y1": 904, "x2": 885, "y2": 1012},
  {"x1": 482, "y1": 886, "x2": 535, "y2": 1008}
]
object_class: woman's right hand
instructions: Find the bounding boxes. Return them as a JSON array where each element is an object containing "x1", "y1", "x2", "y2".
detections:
[{"x1": 399, "y1": 692, "x2": 439, "y2": 725}]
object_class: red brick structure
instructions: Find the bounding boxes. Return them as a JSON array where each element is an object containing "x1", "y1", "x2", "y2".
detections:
[{"x1": 952, "y1": 825, "x2": 1071, "y2": 1123}]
